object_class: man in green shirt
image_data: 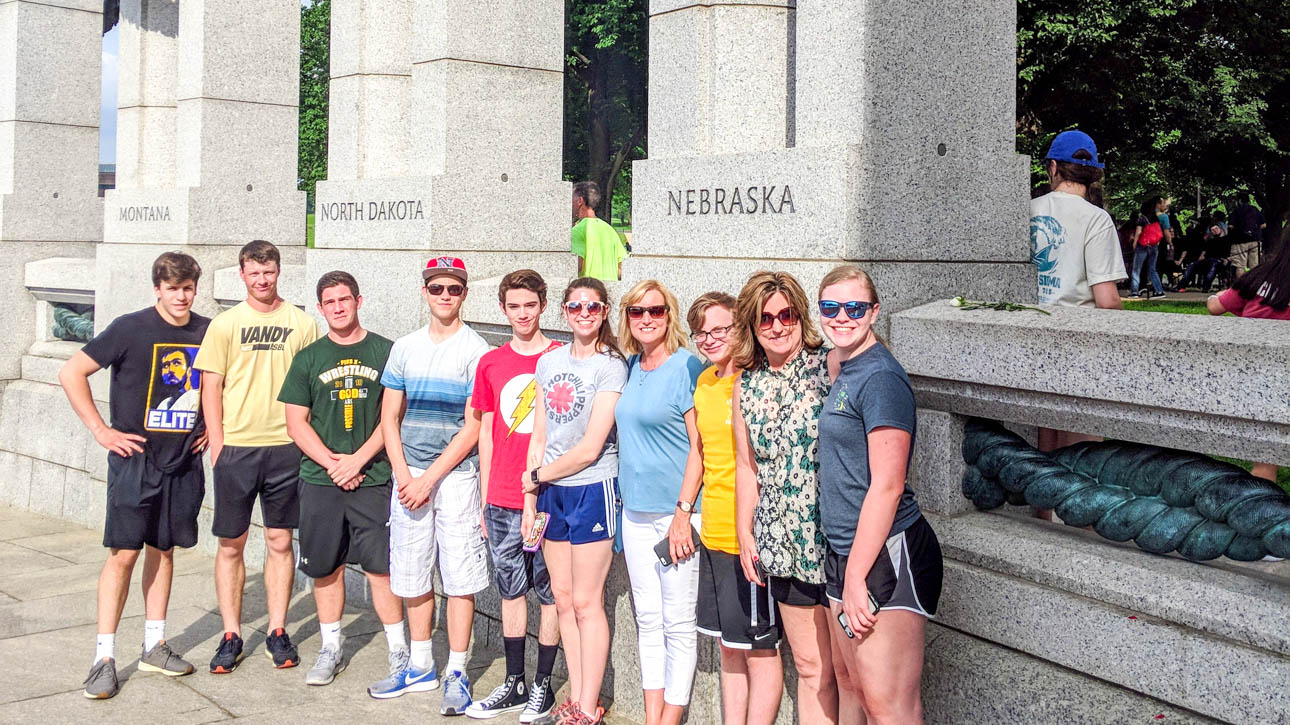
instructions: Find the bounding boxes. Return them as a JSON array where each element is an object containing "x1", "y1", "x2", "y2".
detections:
[
  {"x1": 278, "y1": 271, "x2": 406, "y2": 687},
  {"x1": 571, "y1": 180, "x2": 629, "y2": 281}
]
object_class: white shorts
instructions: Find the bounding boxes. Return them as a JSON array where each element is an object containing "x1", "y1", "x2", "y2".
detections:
[{"x1": 389, "y1": 463, "x2": 490, "y2": 598}]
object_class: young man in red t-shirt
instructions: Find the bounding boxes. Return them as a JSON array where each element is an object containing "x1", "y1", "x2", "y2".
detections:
[{"x1": 465, "y1": 270, "x2": 562, "y2": 721}]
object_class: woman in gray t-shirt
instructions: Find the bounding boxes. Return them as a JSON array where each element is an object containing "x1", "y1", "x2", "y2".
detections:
[{"x1": 522, "y1": 278, "x2": 626, "y2": 723}]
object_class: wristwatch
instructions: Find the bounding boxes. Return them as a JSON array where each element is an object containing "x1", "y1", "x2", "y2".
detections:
[
  {"x1": 531, "y1": 469, "x2": 541, "y2": 487},
  {"x1": 676, "y1": 499, "x2": 695, "y2": 513}
]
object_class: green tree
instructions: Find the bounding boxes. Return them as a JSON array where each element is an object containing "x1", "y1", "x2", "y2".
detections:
[
  {"x1": 564, "y1": 0, "x2": 647, "y2": 224},
  {"x1": 1018, "y1": 0, "x2": 1290, "y2": 243},
  {"x1": 299, "y1": 0, "x2": 330, "y2": 204}
]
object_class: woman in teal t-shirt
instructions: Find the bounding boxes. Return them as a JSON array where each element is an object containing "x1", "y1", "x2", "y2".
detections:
[{"x1": 614, "y1": 279, "x2": 706, "y2": 725}]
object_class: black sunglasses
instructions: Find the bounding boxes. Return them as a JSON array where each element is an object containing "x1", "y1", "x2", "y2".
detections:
[
  {"x1": 564, "y1": 300, "x2": 606, "y2": 314},
  {"x1": 759, "y1": 308, "x2": 800, "y2": 329},
  {"x1": 425, "y1": 283, "x2": 465, "y2": 296},
  {"x1": 818, "y1": 300, "x2": 873, "y2": 319},
  {"x1": 626, "y1": 305, "x2": 668, "y2": 320}
]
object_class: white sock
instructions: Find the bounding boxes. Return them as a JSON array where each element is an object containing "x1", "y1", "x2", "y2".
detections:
[
  {"x1": 384, "y1": 621, "x2": 407, "y2": 653},
  {"x1": 319, "y1": 620, "x2": 342, "y2": 650},
  {"x1": 143, "y1": 619, "x2": 165, "y2": 651},
  {"x1": 447, "y1": 649, "x2": 467, "y2": 674},
  {"x1": 95, "y1": 633, "x2": 115, "y2": 663},
  {"x1": 410, "y1": 639, "x2": 434, "y2": 671}
]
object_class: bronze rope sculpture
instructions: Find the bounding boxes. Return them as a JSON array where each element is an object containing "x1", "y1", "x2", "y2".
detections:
[
  {"x1": 961, "y1": 419, "x2": 1290, "y2": 561},
  {"x1": 52, "y1": 305, "x2": 95, "y2": 343}
]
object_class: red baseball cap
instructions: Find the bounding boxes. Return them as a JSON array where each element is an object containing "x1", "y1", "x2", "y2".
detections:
[{"x1": 422, "y1": 256, "x2": 468, "y2": 284}]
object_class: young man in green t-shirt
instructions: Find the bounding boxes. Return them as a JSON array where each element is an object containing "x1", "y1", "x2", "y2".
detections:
[
  {"x1": 571, "y1": 180, "x2": 628, "y2": 281},
  {"x1": 278, "y1": 271, "x2": 406, "y2": 686}
]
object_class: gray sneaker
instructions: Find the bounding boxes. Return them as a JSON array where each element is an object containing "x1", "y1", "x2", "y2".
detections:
[
  {"x1": 305, "y1": 642, "x2": 347, "y2": 686},
  {"x1": 441, "y1": 669, "x2": 473, "y2": 716},
  {"x1": 83, "y1": 657, "x2": 119, "y2": 699},
  {"x1": 138, "y1": 641, "x2": 194, "y2": 676}
]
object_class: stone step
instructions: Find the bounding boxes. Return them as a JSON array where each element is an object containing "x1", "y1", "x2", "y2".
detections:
[
  {"x1": 923, "y1": 623, "x2": 1219, "y2": 724},
  {"x1": 937, "y1": 556, "x2": 1290, "y2": 723}
]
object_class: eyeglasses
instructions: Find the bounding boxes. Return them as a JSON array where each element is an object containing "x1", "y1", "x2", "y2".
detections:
[
  {"x1": 425, "y1": 283, "x2": 465, "y2": 296},
  {"x1": 759, "y1": 308, "x2": 800, "y2": 329},
  {"x1": 818, "y1": 300, "x2": 873, "y2": 319},
  {"x1": 626, "y1": 305, "x2": 668, "y2": 320},
  {"x1": 564, "y1": 300, "x2": 606, "y2": 315},
  {"x1": 691, "y1": 325, "x2": 733, "y2": 344}
]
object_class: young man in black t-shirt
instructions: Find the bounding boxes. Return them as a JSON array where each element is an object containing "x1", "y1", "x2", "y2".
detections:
[{"x1": 59, "y1": 252, "x2": 211, "y2": 699}]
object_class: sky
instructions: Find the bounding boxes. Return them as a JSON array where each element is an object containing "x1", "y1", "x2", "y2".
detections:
[{"x1": 100, "y1": 26, "x2": 118, "y2": 165}]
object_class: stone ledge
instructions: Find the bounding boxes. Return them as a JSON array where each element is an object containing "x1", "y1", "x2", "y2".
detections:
[
  {"x1": 891, "y1": 301, "x2": 1290, "y2": 426},
  {"x1": 935, "y1": 539, "x2": 1290, "y2": 723},
  {"x1": 923, "y1": 624, "x2": 1219, "y2": 724},
  {"x1": 931, "y1": 511, "x2": 1290, "y2": 657}
]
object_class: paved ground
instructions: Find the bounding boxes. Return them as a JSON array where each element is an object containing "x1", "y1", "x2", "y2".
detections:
[{"x1": 0, "y1": 505, "x2": 636, "y2": 724}]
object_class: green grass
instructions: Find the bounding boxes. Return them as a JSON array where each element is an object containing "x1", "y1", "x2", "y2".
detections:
[
  {"x1": 1121, "y1": 298, "x2": 1210, "y2": 315},
  {"x1": 306, "y1": 213, "x2": 315, "y2": 248}
]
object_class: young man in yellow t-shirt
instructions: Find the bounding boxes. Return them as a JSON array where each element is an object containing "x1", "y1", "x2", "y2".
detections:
[
  {"x1": 571, "y1": 181, "x2": 628, "y2": 281},
  {"x1": 194, "y1": 240, "x2": 319, "y2": 674}
]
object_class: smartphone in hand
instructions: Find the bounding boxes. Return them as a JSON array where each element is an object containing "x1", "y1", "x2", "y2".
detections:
[
  {"x1": 653, "y1": 524, "x2": 701, "y2": 566},
  {"x1": 522, "y1": 511, "x2": 550, "y2": 553},
  {"x1": 837, "y1": 593, "x2": 882, "y2": 639}
]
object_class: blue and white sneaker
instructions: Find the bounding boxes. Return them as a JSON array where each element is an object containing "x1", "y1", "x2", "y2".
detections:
[
  {"x1": 441, "y1": 669, "x2": 473, "y2": 716},
  {"x1": 368, "y1": 648, "x2": 439, "y2": 699}
]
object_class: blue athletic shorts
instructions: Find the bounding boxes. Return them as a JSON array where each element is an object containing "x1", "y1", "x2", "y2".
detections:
[{"x1": 538, "y1": 478, "x2": 619, "y2": 545}]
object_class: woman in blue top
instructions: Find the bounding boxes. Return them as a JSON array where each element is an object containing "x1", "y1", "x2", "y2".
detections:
[
  {"x1": 614, "y1": 279, "x2": 707, "y2": 725},
  {"x1": 815, "y1": 265, "x2": 943, "y2": 724}
]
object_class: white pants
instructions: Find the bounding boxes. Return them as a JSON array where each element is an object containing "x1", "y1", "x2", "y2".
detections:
[
  {"x1": 389, "y1": 463, "x2": 490, "y2": 598},
  {"x1": 621, "y1": 508, "x2": 701, "y2": 706}
]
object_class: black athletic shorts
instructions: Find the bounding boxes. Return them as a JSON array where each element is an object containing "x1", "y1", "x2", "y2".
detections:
[
  {"x1": 211, "y1": 443, "x2": 301, "y2": 538},
  {"x1": 824, "y1": 515, "x2": 943, "y2": 617},
  {"x1": 768, "y1": 575, "x2": 828, "y2": 608},
  {"x1": 297, "y1": 481, "x2": 392, "y2": 578},
  {"x1": 104, "y1": 452, "x2": 204, "y2": 551},
  {"x1": 697, "y1": 545, "x2": 781, "y2": 650}
]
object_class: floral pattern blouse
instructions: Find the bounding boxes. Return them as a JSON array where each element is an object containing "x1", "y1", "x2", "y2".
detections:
[{"x1": 739, "y1": 346, "x2": 831, "y2": 584}]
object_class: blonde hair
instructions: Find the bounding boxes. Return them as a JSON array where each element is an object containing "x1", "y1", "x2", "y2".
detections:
[
  {"x1": 817, "y1": 264, "x2": 880, "y2": 303},
  {"x1": 817, "y1": 264, "x2": 888, "y2": 347},
  {"x1": 730, "y1": 271, "x2": 823, "y2": 370},
  {"x1": 617, "y1": 279, "x2": 689, "y2": 356},
  {"x1": 686, "y1": 291, "x2": 737, "y2": 333}
]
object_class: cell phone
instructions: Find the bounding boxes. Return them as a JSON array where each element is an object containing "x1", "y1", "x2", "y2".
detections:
[
  {"x1": 653, "y1": 524, "x2": 701, "y2": 567},
  {"x1": 522, "y1": 512, "x2": 550, "y2": 552},
  {"x1": 837, "y1": 593, "x2": 882, "y2": 639},
  {"x1": 754, "y1": 557, "x2": 768, "y2": 583}
]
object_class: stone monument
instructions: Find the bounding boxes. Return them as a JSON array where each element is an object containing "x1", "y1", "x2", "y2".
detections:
[
  {"x1": 630, "y1": 0, "x2": 1034, "y2": 331},
  {"x1": 98, "y1": 0, "x2": 306, "y2": 326},
  {"x1": 311, "y1": 0, "x2": 572, "y2": 341},
  {"x1": 0, "y1": 0, "x2": 103, "y2": 378}
]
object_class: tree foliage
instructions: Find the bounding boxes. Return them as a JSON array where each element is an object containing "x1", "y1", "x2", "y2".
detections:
[
  {"x1": 1018, "y1": 0, "x2": 1290, "y2": 239},
  {"x1": 299, "y1": 0, "x2": 330, "y2": 203},
  {"x1": 563, "y1": 0, "x2": 647, "y2": 224}
]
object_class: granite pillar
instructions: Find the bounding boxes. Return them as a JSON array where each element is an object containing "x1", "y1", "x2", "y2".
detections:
[
  {"x1": 0, "y1": 0, "x2": 102, "y2": 379},
  {"x1": 100, "y1": 0, "x2": 306, "y2": 327},
  {"x1": 631, "y1": 0, "x2": 1034, "y2": 320}
]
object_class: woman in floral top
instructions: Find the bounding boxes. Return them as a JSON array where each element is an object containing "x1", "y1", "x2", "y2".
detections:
[{"x1": 731, "y1": 271, "x2": 841, "y2": 725}]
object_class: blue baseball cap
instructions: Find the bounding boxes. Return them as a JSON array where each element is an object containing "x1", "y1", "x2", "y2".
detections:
[{"x1": 1044, "y1": 130, "x2": 1105, "y2": 169}]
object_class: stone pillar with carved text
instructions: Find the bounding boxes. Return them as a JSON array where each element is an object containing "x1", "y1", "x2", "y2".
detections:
[
  {"x1": 631, "y1": 0, "x2": 1034, "y2": 338},
  {"x1": 0, "y1": 0, "x2": 103, "y2": 379},
  {"x1": 99, "y1": 0, "x2": 306, "y2": 327},
  {"x1": 312, "y1": 0, "x2": 570, "y2": 342}
]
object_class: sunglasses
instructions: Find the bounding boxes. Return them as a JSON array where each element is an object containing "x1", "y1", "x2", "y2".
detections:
[
  {"x1": 626, "y1": 305, "x2": 668, "y2": 320},
  {"x1": 564, "y1": 300, "x2": 606, "y2": 314},
  {"x1": 818, "y1": 300, "x2": 873, "y2": 319},
  {"x1": 425, "y1": 283, "x2": 465, "y2": 296},
  {"x1": 759, "y1": 308, "x2": 800, "y2": 329},
  {"x1": 691, "y1": 324, "x2": 732, "y2": 344}
]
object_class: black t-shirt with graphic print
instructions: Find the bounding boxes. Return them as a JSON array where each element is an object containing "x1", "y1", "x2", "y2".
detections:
[{"x1": 81, "y1": 307, "x2": 210, "y2": 473}]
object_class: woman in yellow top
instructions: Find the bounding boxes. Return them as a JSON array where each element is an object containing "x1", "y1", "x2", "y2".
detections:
[{"x1": 687, "y1": 292, "x2": 785, "y2": 724}]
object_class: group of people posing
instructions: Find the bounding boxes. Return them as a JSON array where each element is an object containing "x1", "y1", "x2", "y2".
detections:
[{"x1": 63, "y1": 240, "x2": 943, "y2": 725}]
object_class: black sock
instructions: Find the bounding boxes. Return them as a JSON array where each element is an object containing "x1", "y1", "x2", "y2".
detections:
[
  {"x1": 536, "y1": 643, "x2": 558, "y2": 682},
  {"x1": 504, "y1": 636, "x2": 526, "y2": 678}
]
